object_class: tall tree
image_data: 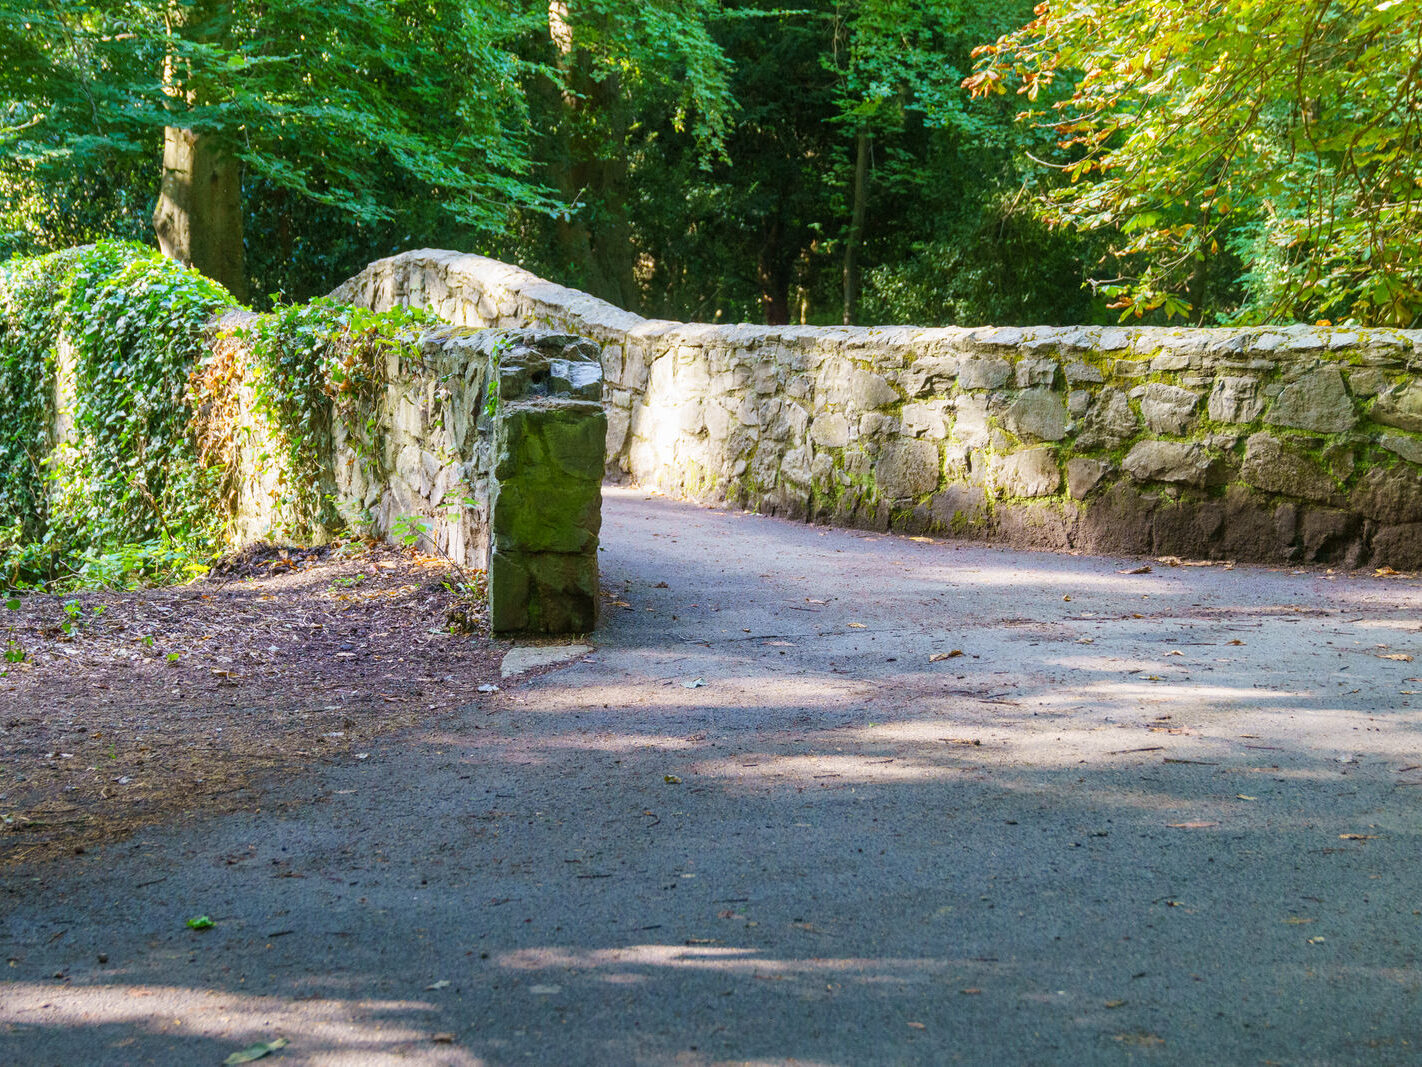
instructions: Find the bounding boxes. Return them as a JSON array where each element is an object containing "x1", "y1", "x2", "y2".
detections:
[
  {"x1": 0, "y1": 0, "x2": 553, "y2": 297},
  {"x1": 967, "y1": 0, "x2": 1422, "y2": 326}
]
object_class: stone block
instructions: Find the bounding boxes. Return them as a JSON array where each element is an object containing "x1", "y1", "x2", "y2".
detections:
[
  {"x1": 1003, "y1": 388, "x2": 1071, "y2": 442},
  {"x1": 1265, "y1": 366, "x2": 1358, "y2": 433},
  {"x1": 1371, "y1": 381, "x2": 1422, "y2": 433},
  {"x1": 876, "y1": 439, "x2": 940, "y2": 500},
  {"x1": 952, "y1": 394, "x2": 990, "y2": 448},
  {"x1": 1207, "y1": 376, "x2": 1265, "y2": 424},
  {"x1": 1140, "y1": 383, "x2": 1200, "y2": 434},
  {"x1": 849, "y1": 369, "x2": 899, "y2": 409},
  {"x1": 994, "y1": 447, "x2": 1061, "y2": 498},
  {"x1": 1014, "y1": 358, "x2": 1058, "y2": 388},
  {"x1": 810, "y1": 413, "x2": 851, "y2": 448},
  {"x1": 929, "y1": 485, "x2": 989, "y2": 531},
  {"x1": 1347, "y1": 367, "x2": 1388, "y2": 398},
  {"x1": 958, "y1": 357, "x2": 1012, "y2": 390},
  {"x1": 1065, "y1": 361, "x2": 1105, "y2": 384},
  {"x1": 1122, "y1": 440, "x2": 1212, "y2": 486},
  {"x1": 1074, "y1": 387, "x2": 1139, "y2": 450},
  {"x1": 1370, "y1": 523, "x2": 1422, "y2": 571},
  {"x1": 900, "y1": 402, "x2": 948, "y2": 439},
  {"x1": 1067, "y1": 389, "x2": 1091, "y2": 416},
  {"x1": 1239, "y1": 432, "x2": 1342, "y2": 505},
  {"x1": 1065, "y1": 457, "x2": 1110, "y2": 499},
  {"x1": 1380, "y1": 432, "x2": 1422, "y2": 466},
  {"x1": 1351, "y1": 465, "x2": 1422, "y2": 525}
]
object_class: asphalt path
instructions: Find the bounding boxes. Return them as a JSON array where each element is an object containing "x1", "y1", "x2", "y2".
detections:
[{"x1": 4, "y1": 487, "x2": 1422, "y2": 1066}]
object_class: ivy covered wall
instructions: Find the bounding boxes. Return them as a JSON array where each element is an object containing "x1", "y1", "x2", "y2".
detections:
[{"x1": 0, "y1": 244, "x2": 603, "y2": 633}]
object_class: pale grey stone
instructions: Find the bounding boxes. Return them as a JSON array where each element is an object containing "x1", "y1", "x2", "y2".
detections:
[
  {"x1": 1208, "y1": 376, "x2": 1266, "y2": 424},
  {"x1": 780, "y1": 445, "x2": 812, "y2": 487},
  {"x1": 1266, "y1": 366, "x2": 1358, "y2": 433},
  {"x1": 929, "y1": 485, "x2": 989, "y2": 528},
  {"x1": 876, "y1": 439, "x2": 940, "y2": 500},
  {"x1": 1003, "y1": 388, "x2": 1071, "y2": 442},
  {"x1": 1065, "y1": 361, "x2": 1105, "y2": 384},
  {"x1": 1113, "y1": 359, "x2": 1148, "y2": 379},
  {"x1": 900, "y1": 402, "x2": 948, "y2": 439},
  {"x1": 1074, "y1": 388, "x2": 1139, "y2": 450},
  {"x1": 752, "y1": 363, "x2": 779, "y2": 394},
  {"x1": 994, "y1": 447, "x2": 1061, "y2": 498},
  {"x1": 900, "y1": 355, "x2": 959, "y2": 397},
  {"x1": 1065, "y1": 457, "x2": 1110, "y2": 499},
  {"x1": 860, "y1": 412, "x2": 897, "y2": 437},
  {"x1": 1150, "y1": 353, "x2": 1192, "y2": 372},
  {"x1": 1014, "y1": 358, "x2": 1058, "y2": 388},
  {"x1": 958, "y1": 357, "x2": 1012, "y2": 390},
  {"x1": 1122, "y1": 440, "x2": 1212, "y2": 486},
  {"x1": 952, "y1": 394, "x2": 990, "y2": 448},
  {"x1": 849, "y1": 368, "x2": 899, "y2": 408},
  {"x1": 1380, "y1": 432, "x2": 1422, "y2": 466},
  {"x1": 810, "y1": 412, "x2": 850, "y2": 448},
  {"x1": 1240, "y1": 433, "x2": 1341, "y2": 504},
  {"x1": 1097, "y1": 329, "x2": 1130, "y2": 351},
  {"x1": 1346, "y1": 367, "x2": 1388, "y2": 398},
  {"x1": 1140, "y1": 383, "x2": 1200, "y2": 434},
  {"x1": 1067, "y1": 390, "x2": 1092, "y2": 416},
  {"x1": 1371, "y1": 381, "x2": 1422, "y2": 433}
]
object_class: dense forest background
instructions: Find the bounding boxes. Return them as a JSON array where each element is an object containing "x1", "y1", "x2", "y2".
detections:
[{"x1": 2, "y1": 0, "x2": 1419, "y2": 329}]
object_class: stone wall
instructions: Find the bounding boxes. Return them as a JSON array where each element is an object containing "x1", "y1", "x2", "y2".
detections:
[
  {"x1": 201, "y1": 320, "x2": 602, "y2": 633},
  {"x1": 331, "y1": 249, "x2": 1422, "y2": 568}
]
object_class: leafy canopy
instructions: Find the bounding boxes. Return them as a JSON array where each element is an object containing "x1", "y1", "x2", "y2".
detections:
[{"x1": 966, "y1": 0, "x2": 1422, "y2": 327}]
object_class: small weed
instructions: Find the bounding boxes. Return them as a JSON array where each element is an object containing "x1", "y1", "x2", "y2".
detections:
[{"x1": 4, "y1": 639, "x2": 24, "y2": 664}]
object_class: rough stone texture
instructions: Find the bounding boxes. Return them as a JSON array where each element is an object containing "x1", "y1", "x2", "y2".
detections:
[
  {"x1": 1239, "y1": 433, "x2": 1342, "y2": 505},
  {"x1": 991, "y1": 447, "x2": 1061, "y2": 498},
  {"x1": 1122, "y1": 441, "x2": 1213, "y2": 487},
  {"x1": 1266, "y1": 367, "x2": 1358, "y2": 433},
  {"x1": 1003, "y1": 388, "x2": 1070, "y2": 441},
  {"x1": 1208, "y1": 376, "x2": 1266, "y2": 424},
  {"x1": 1139, "y1": 383, "x2": 1200, "y2": 434},
  {"x1": 328, "y1": 250, "x2": 1422, "y2": 569},
  {"x1": 1065, "y1": 458, "x2": 1110, "y2": 500},
  {"x1": 1380, "y1": 432, "x2": 1422, "y2": 466}
]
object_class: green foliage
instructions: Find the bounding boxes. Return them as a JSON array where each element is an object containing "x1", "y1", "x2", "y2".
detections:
[
  {"x1": 0, "y1": 242, "x2": 434, "y2": 593},
  {"x1": 235, "y1": 299, "x2": 433, "y2": 535},
  {"x1": 966, "y1": 0, "x2": 1422, "y2": 326}
]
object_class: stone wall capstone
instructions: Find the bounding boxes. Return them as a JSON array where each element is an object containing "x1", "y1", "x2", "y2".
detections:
[{"x1": 330, "y1": 249, "x2": 1422, "y2": 568}]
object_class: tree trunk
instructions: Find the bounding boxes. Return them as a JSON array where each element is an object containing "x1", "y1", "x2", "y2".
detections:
[
  {"x1": 153, "y1": 126, "x2": 247, "y2": 302},
  {"x1": 842, "y1": 127, "x2": 870, "y2": 325}
]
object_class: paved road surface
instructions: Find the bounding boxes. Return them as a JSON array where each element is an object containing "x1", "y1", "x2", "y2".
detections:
[{"x1": 4, "y1": 487, "x2": 1421, "y2": 1065}]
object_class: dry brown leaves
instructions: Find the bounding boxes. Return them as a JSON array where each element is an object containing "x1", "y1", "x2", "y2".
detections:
[{"x1": 0, "y1": 539, "x2": 502, "y2": 866}]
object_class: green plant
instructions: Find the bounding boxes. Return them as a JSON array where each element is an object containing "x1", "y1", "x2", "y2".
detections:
[
  {"x1": 391, "y1": 515, "x2": 430, "y2": 549},
  {"x1": 3, "y1": 638, "x2": 24, "y2": 663}
]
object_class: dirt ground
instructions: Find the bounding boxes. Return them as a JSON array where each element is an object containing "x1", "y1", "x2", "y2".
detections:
[{"x1": 0, "y1": 540, "x2": 504, "y2": 866}]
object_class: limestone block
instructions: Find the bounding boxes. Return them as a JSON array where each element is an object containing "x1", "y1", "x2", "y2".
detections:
[
  {"x1": 1003, "y1": 387, "x2": 1070, "y2": 442},
  {"x1": 1265, "y1": 366, "x2": 1358, "y2": 433},
  {"x1": 958, "y1": 357, "x2": 1012, "y2": 390},
  {"x1": 1140, "y1": 383, "x2": 1200, "y2": 434},
  {"x1": 860, "y1": 412, "x2": 897, "y2": 437},
  {"x1": 1065, "y1": 361, "x2": 1105, "y2": 384},
  {"x1": 1067, "y1": 389, "x2": 1092, "y2": 416},
  {"x1": 1207, "y1": 376, "x2": 1265, "y2": 424},
  {"x1": 952, "y1": 394, "x2": 990, "y2": 448},
  {"x1": 1122, "y1": 440, "x2": 1212, "y2": 486},
  {"x1": 1015, "y1": 358, "x2": 1058, "y2": 388},
  {"x1": 900, "y1": 402, "x2": 948, "y2": 439},
  {"x1": 1371, "y1": 381, "x2": 1422, "y2": 433},
  {"x1": 1240, "y1": 432, "x2": 1341, "y2": 504},
  {"x1": 994, "y1": 447, "x2": 1060, "y2": 498},
  {"x1": 849, "y1": 369, "x2": 899, "y2": 409},
  {"x1": 1346, "y1": 367, "x2": 1388, "y2": 397},
  {"x1": 876, "y1": 439, "x2": 941, "y2": 500},
  {"x1": 899, "y1": 355, "x2": 960, "y2": 397},
  {"x1": 1074, "y1": 388, "x2": 1139, "y2": 450},
  {"x1": 1351, "y1": 465, "x2": 1422, "y2": 524},
  {"x1": 753, "y1": 362, "x2": 779, "y2": 395},
  {"x1": 1065, "y1": 457, "x2": 1110, "y2": 499},
  {"x1": 780, "y1": 445, "x2": 812, "y2": 488},
  {"x1": 1380, "y1": 432, "x2": 1422, "y2": 466},
  {"x1": 929, "y1": 485, "x2": 989, "y2": 529},
  {"x1": 810, "y1": 413, "x2": 851, "y2": 448}
]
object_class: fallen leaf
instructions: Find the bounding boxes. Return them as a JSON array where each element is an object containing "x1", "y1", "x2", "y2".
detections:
[
  {"x1": 431, "y1": 1033, "x2": 456, "y2": 1044},
  {"x1": 929, "y1": 650, "x2": 963, "y2": 661},
  {"x1": 1283, "y1": 917, "x2": 1315, "y2": 925},
  {"x1": 1307, "y1": 936, "x2": 1326, "y2": 944},
  {"x1": 1105, "y1": 999, "x2": 1127, "y2": 1009},
  {"x1": 1339, "y1": 833, "x2": 1379, "y2": 840},
  {"x1": 1118, "y1": 566, "x2": 1152, "y2": 574},
  {"x1": 907, "y1": 1021, "x2": 926, "y2": 1029},
  {"x1": 1376, "y1": 567, "x2": 1400, "y2": 576},
  {"x1": 1062, "y1": 595, "x2": 1072, "y2": 601},
  {"x1": 1379, "y1": 653, "x2": 1414, "y2": 662},
  {"x1": 1227, "y1": 639, "x2": 1245, "y2": 645},
  {"x1": 959, "y1": 988, "x2": 981, "y2": 995},
  {"x1": 847, "y1": 622, "x2": 867, "y2": 629},
  {"x1": 1236, "y1": 794, "x2": 1258, "y2": 801},
  {"x1": 223, "y1": 1038, "x2": 289, "y2": 1064},
  {"x1": 185, "y1": 915, "x2": 214, "y2": 930},
  {"x1": 664, "y1": 775, "x2": 682, "y2": 785},
  {"x1": 1165, "y1": 650, "x2": 1183, "y2": 656},
  {"x1": 681, "y1": 678, "x2": 706, "y2": 689},
  {"x1": 654, "y1": 581, "x2": 669, "y2": 588},
  {"x1": 1166, "y1": 821, "x2": 1219, "y2": 829},
  {"x1": 425, "y1": 980, "x2": 450, "y2": 990}
]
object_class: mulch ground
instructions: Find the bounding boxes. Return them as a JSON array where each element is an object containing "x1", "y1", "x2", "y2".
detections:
[{"x1": 0, "y1": 540, "x2": 505, "y2": 867}]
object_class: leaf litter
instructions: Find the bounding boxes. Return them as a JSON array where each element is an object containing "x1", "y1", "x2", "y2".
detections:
[{"x1": 0, "y1": 539, "x2": 503, "y2": 866}]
